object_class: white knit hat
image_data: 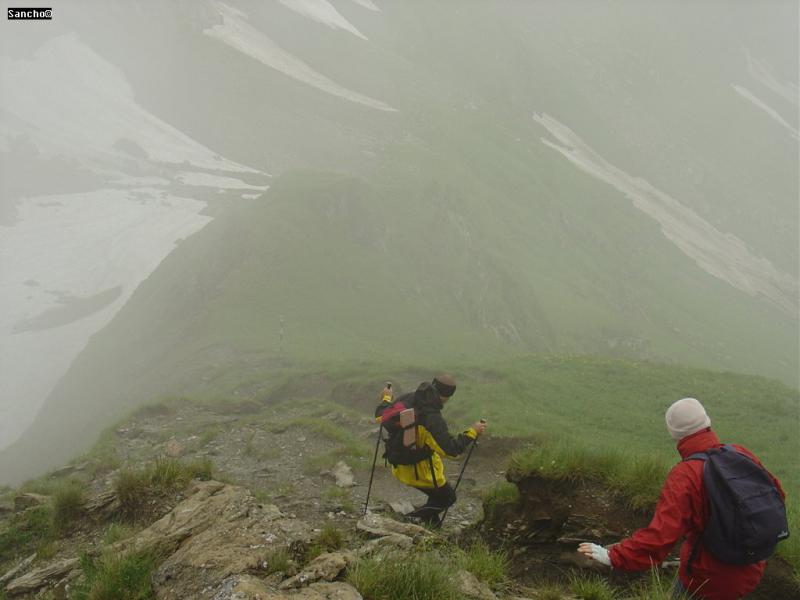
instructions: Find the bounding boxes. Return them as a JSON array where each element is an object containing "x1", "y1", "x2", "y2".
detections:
[{"x1": 665, "y1": 397, "x2": 711, "y2": 440}]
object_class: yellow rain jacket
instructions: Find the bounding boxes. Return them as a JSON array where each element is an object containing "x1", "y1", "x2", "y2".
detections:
[{"x1": 389, "y1": 383, "x2": 477, "y2": 489}]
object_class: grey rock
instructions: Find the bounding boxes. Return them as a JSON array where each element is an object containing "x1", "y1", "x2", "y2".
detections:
[
  {"x1": 455, "y1": 570, "x2": 497, "y2": 600},
  {"x1": 331, "y1": 462, "x2": 354, "y2": 488},
  {"x1": 356, "y1": 513, "x2": 436, "y2": 542},
  {"x1": 388, "y1": 500, "x2": 414, "y2": 515},
  {"x1": 0, "y1": 553, "x2": 36, "y2": 586},
  {"x1": 356, "y1": 533, "x2": 414, "y2": 556},
  {"x1": 5, "y1": 558, "x2": 79, "y2": 595},
  {"x1": 13, "y1": 493, "x2": 49, "y2": 511},
  {"x1": 279, "y1": 551, "x2": 355, "y2": 589}
]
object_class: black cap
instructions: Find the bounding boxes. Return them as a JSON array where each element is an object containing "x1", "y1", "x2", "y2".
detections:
[{"x1": 432, "y1": 374, "x2": 456, "y2": 397}]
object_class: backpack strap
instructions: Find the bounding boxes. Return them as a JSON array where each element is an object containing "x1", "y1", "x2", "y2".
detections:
[
  {"x1": 429, "y1": 455, "x2": 439, "y2": 489},
  {"x1": 682, "y1": 450, "x2": 709, "y2": 573},
  {"x1": 684, "y1": 451, "x2": 709, "y2": 462}
]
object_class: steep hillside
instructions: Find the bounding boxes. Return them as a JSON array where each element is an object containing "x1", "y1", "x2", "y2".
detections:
[{"x1": 2, "y1": 1, "x2": 797, "y2": 481}]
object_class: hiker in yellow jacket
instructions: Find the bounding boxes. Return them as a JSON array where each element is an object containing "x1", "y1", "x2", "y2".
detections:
[{"x1": 385, "y1": 375, "x2": 486, "y2": 525}]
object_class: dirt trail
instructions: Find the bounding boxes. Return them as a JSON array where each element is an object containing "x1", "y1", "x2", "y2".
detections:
[{"x1": 104, "y1": 396, "x2": 519, "y2": 535}]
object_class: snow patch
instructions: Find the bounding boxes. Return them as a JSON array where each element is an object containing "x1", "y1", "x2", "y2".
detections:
[
  {"x1": 278, "y1": 0, "x2": 368, "y2": 39},
  {"x1": 532, "y1": 112, "x2": 798, "y2": 318},
  {"x1": 349, "y1": 0, "x2": 380, "y2": 11},
  {"x1": 732, "y1": 84, "x2": 799, "y2": 140},
  {"x1": 0, "y1": 190, "x2": 212, "y2": 448},
  {"x1": 204, "y1": 2, "x2": 395, "y2": 112},
  {"x1": 745, "y1": 50, "x2": 799, "y2": 106},
  {"x1": 0, "y1": 34, "x2": 259, "y2": 173},
  {"x1": 176, "y1": 172, "x2": 270, "y2": 191}
]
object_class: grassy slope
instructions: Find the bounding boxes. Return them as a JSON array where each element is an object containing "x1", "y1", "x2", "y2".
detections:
[
  {"x1": 447, "y1": 356, "x2": 799, "y2": 497},
  {"x1": 1, "y1": 163, "x2": 796, "y2": 485}
]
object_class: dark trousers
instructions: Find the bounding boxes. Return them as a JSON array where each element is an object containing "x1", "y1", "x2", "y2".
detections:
[{"x1": 407, "y1": 483, "x2": 457, "y2": 525}]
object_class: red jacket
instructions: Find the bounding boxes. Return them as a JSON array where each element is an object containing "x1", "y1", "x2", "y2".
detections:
[{"x1": 609, "y1": 429, "x2": 785, "y2": 600}]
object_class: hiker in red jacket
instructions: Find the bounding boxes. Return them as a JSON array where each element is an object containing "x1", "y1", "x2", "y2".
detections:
[{"x1": 578, "y1": 397, "x2": 786, "y2": 600}]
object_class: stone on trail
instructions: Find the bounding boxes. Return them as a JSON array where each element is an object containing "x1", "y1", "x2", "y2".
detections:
[
  {"x1": 279, "y1": 551, "x2": 355, "y2": 589},
  {"x1": 331, "y1": 461, "x2": 355, "y2": 488},
  {"x1": 164, "y1": 438, "x2": 183, "y2": 457},
  {"x1": 356, "y1": 533, "x2": 414, "y2": 556},
  {"x1": 388, "y1": 499, "x2": 414, "y2": 515},
  {"x1": 356, "y1": 513, "x2": 436, "y2": 542},
  {"x1": 455, "y1": 569, "x2": 498, "y2": 600}
]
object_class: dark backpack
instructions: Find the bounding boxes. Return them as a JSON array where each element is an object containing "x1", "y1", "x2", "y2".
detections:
[
  {"x1": 375, "y1": 392, "x2": 432, "y2": 467},
  {"x1": 686, "y1": 445, "x2": 789, "y2": 566}
]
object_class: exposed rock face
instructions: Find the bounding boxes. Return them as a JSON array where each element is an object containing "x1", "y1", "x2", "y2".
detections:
[
  {"x1": 142, "y1": 482, "x2": 313, "y2": 599},
  {"x1": 4, "y1": 558, "x2": 79, "y2": 596},
  {"x1": 13, "y1": 493, "x2": 49, "y2": 512},
  {"x1": 3, "y1": 483, "x2": 491, "y2": 600},
  {"x1": 0, "y1": 554, "x2": 35, "y2": 587},
  {"x1": 4, "y1": 481, "x2": 314, "y2": 598}
]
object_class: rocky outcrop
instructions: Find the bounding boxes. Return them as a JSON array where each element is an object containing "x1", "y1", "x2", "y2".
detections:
[
  {"x1": 3, "y1": 482, "x2": 497, "y2": 600},
  {"x1": 13, "y1": 493, "x2": 49, "y2": 512},
  {"x1": 4, "y1": 558, "x2": 79, "y2": 596},
  {"x1": 215, "y1": 576, "x2": 363, "y2": 599},
  {"x1": 140, "y1": 481, "x2": 312, "y2": 599},
  {"x1": 0, "y1": 554, "x2": 35, "y2": 587},
  {"x1": 4, "y1": 481, "x2": 313, "y2": 598}
]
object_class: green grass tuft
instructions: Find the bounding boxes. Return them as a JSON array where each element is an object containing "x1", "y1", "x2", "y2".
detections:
[
  {"x1": 114, "y1": 469, "x2": 151, "y2": 517},
  {"x1": 316, "y1": 523, "x2": 345, "y2": 552},
  {"x1": 347, "y1": 552, "x2": 460, "y2": 600},
  {"x1": 183, "y1": 458, "x2": 214, "y2": 481},
  {"x1": 451, "y1": 540, "x2": 509, "y2": 589},
  {"x1": 72, "y1": 550, "x2": 156, "y2": 600},
  {"x1": 509, "y1": 439, "x2": 670, "y2": 511},
  {"x1": 627, "y1": 568, "x2": 690, "y2": 599},
  {"x1": 481, "y1": 481, "x2": 519, "y2": 519},
  {"x1": 0, "y1": 505, "x2": 54, "y2": 565},
  {"x1": 113, "y1": 456, "x2": 213, "y2": 519},
  {"x1": 147, "y1": 457, "x2": 185, "y2": 489},
  {"x1": 264, "y1": 547, "x2": 290, "y2": 575},
  {"x1": 535, "y1": 584, "x2": 568, "y2": 600},
  {"x1": 569, "y1": 572, "x2": 618, "y2": 600},
  {"x1": 51, "y1": 479, "x2": 86, "y2": 533},
  {"x1": 103, "y1": 523, "x2": 136, "y2": 546},
  {"x1": 306, "y1": 522, "x2": 347, "y2": 562}
]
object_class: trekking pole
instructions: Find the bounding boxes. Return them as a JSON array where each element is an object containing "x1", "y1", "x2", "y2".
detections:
[
  {"x1": 438, "y1": 439, "x2": 478, "y2": 526},
  {"x1": 363, "y1": 424, "x2": 382, "y2": 515}
]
